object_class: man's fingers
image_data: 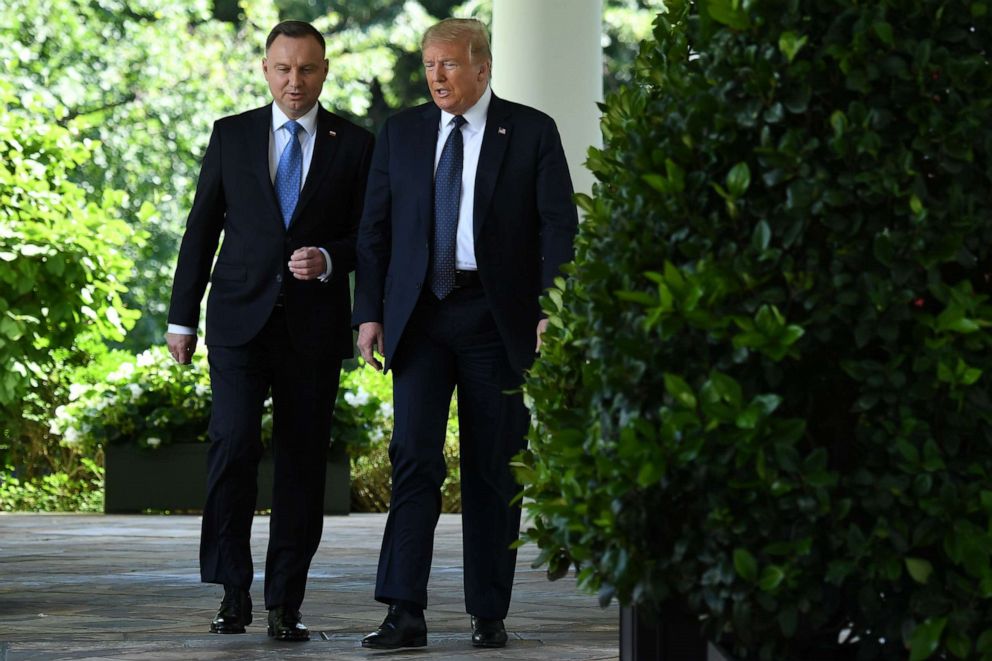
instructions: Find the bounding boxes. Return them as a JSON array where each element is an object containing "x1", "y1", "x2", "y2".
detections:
[
  {"x1": 358, "y1": 343, "x2": 382, "y2": 371},
  {"x1": 166, "y1": 333, "x2": 196, "y2": 364},
  {"x1": 357, "y1": 323, "x2": 385, "y2": 371},
  {"x1": 535, "y1": 319, "x2": 549, "y2": 353},
  {"x1": 288, "y1": 247, "x2": 324, "y2": 280}
]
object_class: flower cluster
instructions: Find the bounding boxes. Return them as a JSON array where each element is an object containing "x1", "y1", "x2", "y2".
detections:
[
  {"x1": 334, "y1": 363, "x2": 395, "y2": 454},
  {"x1": 52, "y1": 350, "x2": 396, "y2": 455},
  {"x1": 52, "y1": 346, "x2": 215, "y2": 453}
]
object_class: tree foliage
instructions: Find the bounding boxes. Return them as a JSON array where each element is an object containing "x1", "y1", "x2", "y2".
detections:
[
  {"x1": 0, "y1": 79, "x2": 138, "y2": 408},
  {"x1": 0, "y1": 0, "x2": 276, "y2": 349},
  {"x1": 519, "y1": 0, "x2": 992, "y2": 659}
]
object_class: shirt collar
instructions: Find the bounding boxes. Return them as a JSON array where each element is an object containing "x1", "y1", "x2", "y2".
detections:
[
  {"x1": 440, "y1": 84, "x2": 491, "y2": 130},
  {"x1": 271, "y1": 102, "x2": 319, "y2": 136}
]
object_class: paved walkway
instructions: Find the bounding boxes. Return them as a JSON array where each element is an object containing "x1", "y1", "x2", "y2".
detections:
[{"x1": 0, "y1": 514, "x2": 618, "y2": 660}]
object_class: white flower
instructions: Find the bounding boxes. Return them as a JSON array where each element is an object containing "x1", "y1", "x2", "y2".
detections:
[
  {"x1": 194, "y1": 383, "x2": 209, "y2": 397},
  {"x1": 127, "y1": 383, "x2": 143, "y2": 400},
  {"x1": 378, "y1": 402, "x2": 394, "y2": 419},
  {"x1": 369, "y1": 428, "x2": 385, "y2": 443},
  {"x1": 136, "y1": 350, "x2": 156, "y2": 368},
  {"x1": 62, "y1": 427, "x2": 81, "y2": 445},
  {"x1": 68, "y1": 383, "x2": 88, "y2": 401},
  {"x1": 108, "y1": 362, "x2": 135, "y2": 382},
  {"x1": 344, "y1": 387, "x2": 370, "y2": 407},
  {"x1": 146, "y1": 437, "x2": 162, "y2": 448}
]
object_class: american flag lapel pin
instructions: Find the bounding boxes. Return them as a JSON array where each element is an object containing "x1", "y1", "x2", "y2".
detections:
[
  {"x1": 498, "y1": 127, "x2": 506, "y2": 135},
  {"x1": 328, "y1": 130, "x2": 337, "y2": 137}
]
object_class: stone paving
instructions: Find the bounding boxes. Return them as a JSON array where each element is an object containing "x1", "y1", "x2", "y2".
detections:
[{"x1": 0, "y1": 513, "x2": 618, "y2": 661}]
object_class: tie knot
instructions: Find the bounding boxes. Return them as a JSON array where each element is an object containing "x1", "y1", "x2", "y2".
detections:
[
  {"x1": 451, "y1": 115, "x2": 466, "y2": 129},
  {"x1": 283, "y1": 119, "x2": 302, "y2": 136}
]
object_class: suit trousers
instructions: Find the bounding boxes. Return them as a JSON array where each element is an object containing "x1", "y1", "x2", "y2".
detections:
[
  {"x1": 374, "y1": 285, "x2": 530, "y2": 619},
  {"x1": 200, "y1": 306, "x2": 342, "y2": 611}
]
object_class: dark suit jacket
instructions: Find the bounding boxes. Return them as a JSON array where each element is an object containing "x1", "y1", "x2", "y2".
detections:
[
  {"x1": 352, "y1": 93, "x2": 578, "y2": 373},
  {"x1": 169, "y1": 104, "x2": 374, "y2": 359}
]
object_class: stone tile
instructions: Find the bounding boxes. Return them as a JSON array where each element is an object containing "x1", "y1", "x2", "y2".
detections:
[{"x1": 0, "y1": 513, "x2": 618, "y2": 660}]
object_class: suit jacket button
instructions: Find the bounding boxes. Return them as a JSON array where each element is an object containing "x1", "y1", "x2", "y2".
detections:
[{"x1": 276, "y1": 274, "x2": 283, "y2": 283}]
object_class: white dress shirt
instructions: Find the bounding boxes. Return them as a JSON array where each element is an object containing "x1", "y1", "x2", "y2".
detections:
[
  {"x1": 168, "y1": 102, "x2": 331, "y2": 336},
  {"x1": 435, "y1": 85, "x2": 492, "y2": 271}
]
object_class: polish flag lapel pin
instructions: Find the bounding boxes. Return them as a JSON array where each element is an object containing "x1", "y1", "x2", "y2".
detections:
[{"x1": 498, "y1": 127, "x2": 507, "y2": 135}]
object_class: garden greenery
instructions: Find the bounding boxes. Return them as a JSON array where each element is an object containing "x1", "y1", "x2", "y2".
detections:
[
  {"x1": 0, "y1": 459, "x2": 103, "y2": 513},
  {"x1": 518, "y1": 1, "x2": 992, "y2": 659},
  {"x1": 51, "y1": 350, "x2": 461, "y2": 513}
]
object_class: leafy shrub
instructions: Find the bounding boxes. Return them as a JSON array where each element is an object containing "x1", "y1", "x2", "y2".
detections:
[
  {"x1": 56, "y1": 351, "x2": 463, "y2": 512},
  {"x1": 518, "y1": 1, "x2": 992, "y2": 659},
  {"x1": 343, "y1": 363, "x2": 462, "y2": 513},
  {"x1": 0, "y1": 459, "x2": 103, "y2": 512},
  {"x1": 0, "y1": 76, "x2": 140, "y2": 472},
  {"x1": 53, "y1": 347, "x2": 215, "y2": 453}
]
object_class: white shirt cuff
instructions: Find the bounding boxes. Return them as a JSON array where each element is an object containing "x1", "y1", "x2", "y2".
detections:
[
  {"x1": 167, "y1": 324, "x2": 196, "y2": 335},
  {"x1": 318, "y1": 248, "x2": 333, "y2": 282}
]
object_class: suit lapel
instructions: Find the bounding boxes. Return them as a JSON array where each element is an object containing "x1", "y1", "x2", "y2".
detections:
[
  {"x1": 473, "y1": 95, "x2": 512, "y2": 241},
  {"x1": 417, "y1": 105, "x2": 442, "y2": 240},
  {"x1": 252, "y1": 107, "x2": 284, "y2": 229},
  {"x1": 290, "y1": 106, "x2": 341, "y2": 229}
]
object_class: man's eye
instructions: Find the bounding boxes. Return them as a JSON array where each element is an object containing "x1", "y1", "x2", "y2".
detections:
[{"x1": 444, "y1": 62, "x2": 457, "y2": 69}]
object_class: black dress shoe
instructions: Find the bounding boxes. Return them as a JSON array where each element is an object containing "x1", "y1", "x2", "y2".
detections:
[
  {"x1": 362, "y1": 603, "x2": 428, "y2": 649},
  {"x1": 471, "y1": 616, "x2": 507, "y2": 648},
  {"x1": 210, "y1": 586, "x2": 252, "y2": 634},
  {"x1": 267, "y1": 606, "x2": 310, "y2": 641}
]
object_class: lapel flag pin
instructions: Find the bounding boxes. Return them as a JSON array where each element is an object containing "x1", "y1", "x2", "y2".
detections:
[
  {"x1": 498, "y1": 127, "x2": 506, "y2": 135},
  {"x1": 328, "y1": 130, "x2": 337, "y2": 137}
]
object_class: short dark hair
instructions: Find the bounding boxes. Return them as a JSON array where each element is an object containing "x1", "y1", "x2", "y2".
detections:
[{"x1": 265, "y1": 20, "x2": 325, "y2": 54}]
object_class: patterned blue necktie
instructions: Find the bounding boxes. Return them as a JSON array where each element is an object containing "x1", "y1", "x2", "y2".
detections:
[
  {"x1": 275, "y1": 119, "x2": 303, "y2": 228},
  {"x1": 431, "y1": 115, "x2": 466, "y2": 299}
]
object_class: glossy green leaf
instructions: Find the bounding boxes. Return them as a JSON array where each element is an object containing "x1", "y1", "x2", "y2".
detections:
[
  {"x1": 734, "y1": 548, "x2": 758, "y2": 582},
  {"x1": 909, "y1": 617, "x2": 947, "y2": 661},
  {"x1": 905, "y1": 557, "x2": 933, "y2": 584}
]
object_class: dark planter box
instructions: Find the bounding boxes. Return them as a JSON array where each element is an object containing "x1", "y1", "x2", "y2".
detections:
[
  {"x1": 620, "y1": 604, "x2": 727, "y2": 661},
  {"x1": 105, "y1": 442, "x2": 350, "y2": 514}
]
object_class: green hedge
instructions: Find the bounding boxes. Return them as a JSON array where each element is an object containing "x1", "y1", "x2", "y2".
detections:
[{"x1": 518, "y1": 1, "x2": 992, "y2": 659}]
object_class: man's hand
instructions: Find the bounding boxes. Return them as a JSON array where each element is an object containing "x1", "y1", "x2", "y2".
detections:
[
  {"x1": 357, "y1": 322, "x2": 385, "y2": 371},
  {"x1": 166, "y1": 332, "x2": 198, "y2": 364},
  {"x1": 289, "y1": 247, "x2": 327, "y2": 280},
  {"x1": 535, "y1": 318, "x2": 550, "y2": 353}
]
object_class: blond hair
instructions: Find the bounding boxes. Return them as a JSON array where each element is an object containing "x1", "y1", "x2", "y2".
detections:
[{"x1": 421, "y1": 18, "x2": 492, "y2": 65}]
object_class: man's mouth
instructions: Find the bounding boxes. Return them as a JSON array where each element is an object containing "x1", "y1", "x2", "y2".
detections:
[{"x1": 434, "y1": 88, "x2": 449, "y2": 97}]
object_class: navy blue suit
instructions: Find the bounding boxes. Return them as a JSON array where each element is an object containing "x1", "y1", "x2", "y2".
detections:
[
  {"x1": 353, "y1": 93, "x2": 577, "y2": 618},
  {"x1": 169, "y1": 103, "x2": 373, "y2": 611}
]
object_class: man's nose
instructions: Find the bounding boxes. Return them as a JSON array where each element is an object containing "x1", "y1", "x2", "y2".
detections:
[
  {"x1": 288, "y1": 69, "x2": 301, "y2": 86},
  {"x1": 430, "y1": 67, "x2": 444, "y2": 83}
]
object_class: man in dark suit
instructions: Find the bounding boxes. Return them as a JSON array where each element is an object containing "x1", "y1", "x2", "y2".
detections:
[
  {"x1": 165, "y1": 20, "x2": 373, "y2": 642},
  {"x1": 353, "y1": 17, "x2": 578, "y2": 650}
]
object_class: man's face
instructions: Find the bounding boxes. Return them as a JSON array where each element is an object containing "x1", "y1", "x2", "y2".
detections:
[
  {"x1": 422, "y1": 38, "x2": 489, "y2": 116},
  {"x1": 262, "y1": 34, "x2": 328, "y2": 119}
]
